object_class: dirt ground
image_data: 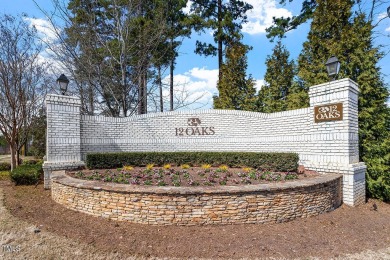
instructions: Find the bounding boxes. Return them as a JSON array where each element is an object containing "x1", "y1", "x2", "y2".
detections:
[{"x1": 1, "y1": 181, "x2": 390, "y2": 260}]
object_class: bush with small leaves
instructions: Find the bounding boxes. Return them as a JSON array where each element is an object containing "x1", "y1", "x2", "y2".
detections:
[
  {"x1": 10, "y1": 163, "x2": 43, "y2": 185},
  {"x1": 0, "y1": 162, "x2": 11, "y2": 171}
]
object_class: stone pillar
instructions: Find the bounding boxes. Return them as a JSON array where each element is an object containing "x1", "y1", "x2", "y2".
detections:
[
  {"x1": 43, "y1": 94, "x2": 85, "y2": 189},
  {"x1": 308, "y1": 78, "x2": 366, "y2": 206}
]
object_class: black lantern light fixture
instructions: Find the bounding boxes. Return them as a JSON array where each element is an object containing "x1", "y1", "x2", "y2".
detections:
[
  {"x1": 325, "y1": 56, "x2": 340, "y2": 81},
  {"x1": 57, "y1": 74, "x2": 69, "y2": 95},
  {"x1": 387, "y1": 6, "x2": 390, "y2": 18}
]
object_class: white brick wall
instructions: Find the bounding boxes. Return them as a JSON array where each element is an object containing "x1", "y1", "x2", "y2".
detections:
[
  {"x1": 80, "y1": 108, "x2": 312, "y2": 159},
  {"x1": 43, "y1": 78, "x2": 366, "y2": 206}
]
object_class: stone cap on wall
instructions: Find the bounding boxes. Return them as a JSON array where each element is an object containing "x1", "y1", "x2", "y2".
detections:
[
  {"x1": 309, "y1": 78, "x2": 359, "y2": 97},
  {"x1": 43, "y1": 161, "x2": 85, "y2": 170},
  {"x1": 46, "y1": 94, "x2": 82, "y2": 106},
  {"x1": 81, "y1": 107, "x2": 311, "y2": 123},
  {"x1": 51, "y1": 170, "x2": 342, "y2": 195}
]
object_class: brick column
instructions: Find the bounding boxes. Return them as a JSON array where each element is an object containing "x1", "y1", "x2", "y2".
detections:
[
  {"x1": 308, "y1": 78, "x2": 366, "y2": 206},
  {"x1": 43, "y1": 94, "x2": 85, "y2": 189}
]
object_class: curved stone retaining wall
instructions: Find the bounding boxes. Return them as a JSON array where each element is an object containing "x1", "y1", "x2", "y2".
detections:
[{"x1": 51, "y1": 171, "x2": 342, "y2": 225}]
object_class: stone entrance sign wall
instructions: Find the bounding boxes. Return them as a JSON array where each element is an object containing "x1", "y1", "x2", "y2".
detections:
[{"x1": 43, "y1": 78, "x2": 366, "y2": 206}]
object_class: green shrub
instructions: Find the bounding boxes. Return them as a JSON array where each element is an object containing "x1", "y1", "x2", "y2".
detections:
[
  {"x1": 10, "y1": 163, "x2": 43, "y2": 185},
  {"x1": 0, "y1": 162, "x2": 11, "y2": 171},
  {"x1": 86, "y1": 152, "x2": 299, "y2": 172},
  {"x1": 367, "y1": 175, "x2": 390, "y2": 202},
  {"x1": 22, "y1": 159, "x2": 42, "y2": 165}
]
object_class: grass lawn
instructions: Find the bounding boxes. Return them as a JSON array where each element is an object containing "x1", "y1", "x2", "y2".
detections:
[
  {"x1": 0, "y1": 155, "x2": 37, "y2": 163},
  {"x1": 0, "y1": 171, "x2": 10, "y2": 181}
]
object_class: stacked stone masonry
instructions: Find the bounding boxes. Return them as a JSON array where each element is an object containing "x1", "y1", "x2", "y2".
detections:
[
  {"x1": 51, "y1": 171, "x2": 342, "y2": 225},
  {"x1": 44, "y1": 78, "x2": 366, "y2": 206}
]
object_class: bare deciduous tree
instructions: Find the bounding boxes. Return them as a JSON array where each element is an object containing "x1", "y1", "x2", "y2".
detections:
[
  {"x1": 0, "y1": 14, "x2": 49, "y2": 170},
  {"x1": 35, "y1": 0, "x2": 172, "y2": 117}
]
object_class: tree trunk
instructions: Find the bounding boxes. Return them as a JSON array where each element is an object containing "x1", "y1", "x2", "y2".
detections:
[
  {"x1": 170, "y1": 55, "x2": 174, "y2": 111},
  {"x1": 16, "y1": 136, "x2": 21, "y2": 166},
  {"x1": 17, "y1": 149, "x2": 21, "y2": 166},
  {"x1": 138, "y1": 67, "x2": 148, "y2": 115},
  {"x1": 10, "y1": 143, "x2": 17, "y2": 171},
  {"x1": 88, "y1": 84, "x2": 94, "y2": 115},
  {"x1": 138, "y1": 74, "x2": 144, "y2": 114},
  {"x1": 218, "y1": 0, "x2": 223, "y2": 80},
  {"x1": 158, "y1": 66, "x2": 163, "y2": 112},
  {"x1": 143, "y1": 72, "x2": 147, "y2": 114}
]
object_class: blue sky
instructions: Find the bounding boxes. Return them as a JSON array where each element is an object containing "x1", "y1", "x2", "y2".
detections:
[{"x1": 1, "y1": 0, "x2": 389, "y2": 110}]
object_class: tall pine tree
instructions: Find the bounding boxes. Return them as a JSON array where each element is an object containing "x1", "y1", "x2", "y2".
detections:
[
  {"x1": 349, "y1": 14, "x2": 390, "y2": 200},
  {"x1": 166, "y1": 0, "x2": 191, "y2": 111},
  {"x1": 297, "y1": 0, "x2": 354, "y2": 86},
  {"x1": 189, "y1": 0, "x2": 252, "y2": 79},
  {"x1": 257, "y1": 40, "x2": 295, "y2": 113},
  {"x1": 279, "y1": 0, "x2": 390, "y2": 200},
  {"x1": 214, "y1": 43, "x2": 256, "y2": 110}
]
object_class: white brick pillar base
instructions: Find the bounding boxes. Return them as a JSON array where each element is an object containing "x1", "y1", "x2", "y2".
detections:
[
  {"x1": 342, "y1": 164, "x2": 366, "y2": 206},
  {"x1": 43, "y1": 94, "x2": 85, "y2": 189},
  {"x1": 308, "y1": 79, "x2": 366, "y2": 206}
]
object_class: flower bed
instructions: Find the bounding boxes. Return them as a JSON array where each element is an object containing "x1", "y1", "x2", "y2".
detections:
[
  {"x1": 51, "y1": 170, "x2": 342, "y2": 226},
  {"x1": 68, "y1": 164, "x2": 317, "y2": 187}
]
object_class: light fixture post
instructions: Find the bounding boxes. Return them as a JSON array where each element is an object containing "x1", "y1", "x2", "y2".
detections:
[
  {"x1": 57, "y1": 74, "x2": 69, "y2": 95},
  {"x1": 325, "y1": 56, "x2": 340, "y2": 81}
]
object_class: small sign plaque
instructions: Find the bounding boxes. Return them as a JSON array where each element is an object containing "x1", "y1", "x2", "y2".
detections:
[{"x1": 314, "y1": 103, "x2": 343, "y2": 123}]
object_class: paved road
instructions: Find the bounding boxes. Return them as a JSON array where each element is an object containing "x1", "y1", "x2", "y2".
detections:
[
  {"x1": 0, "y1": 155, "x2": 10, "y2": 163},
  {"x1": 0, "y1": 155, "x2": 37, "y2": 163}
]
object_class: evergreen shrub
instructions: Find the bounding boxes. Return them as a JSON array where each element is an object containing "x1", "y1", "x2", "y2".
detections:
[
  {"x1": 0, "y1": 162, "x2": 11, "y2": 171},
  {"x1": 10, "y1": 163, "x2": 43, "y2": 185},
  {"x1": 86, "y1": 152, "x2": 299, "y2": 172}
]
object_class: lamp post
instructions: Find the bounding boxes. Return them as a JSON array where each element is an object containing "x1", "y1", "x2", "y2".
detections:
[
  {"x1": 325, "y1": 56, "x2": 340, "y2": 81},
  {"x1": 57, "y1": 74, "x2": 69, "y2": 95}
]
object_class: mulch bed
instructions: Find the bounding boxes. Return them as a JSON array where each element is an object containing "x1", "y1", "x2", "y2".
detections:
[{"x1": 2, "y1": 181, "x2": 390, "y2": 259}]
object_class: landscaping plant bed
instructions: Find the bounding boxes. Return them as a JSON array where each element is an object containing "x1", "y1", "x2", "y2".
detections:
[{"x1": 67, "y1": 164, "x2": 318, "y2": 187}]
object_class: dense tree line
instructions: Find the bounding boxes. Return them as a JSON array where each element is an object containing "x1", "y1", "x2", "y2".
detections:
[
  {"x1": 259, "y1": 0, "x2": 390, "y2": 201},
  {"x1": 0, "y1": 0, "x2": 254, "y2": 167},
  {"x1": 38, "y1": 0, "x2": 253, "y2": 116}
]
